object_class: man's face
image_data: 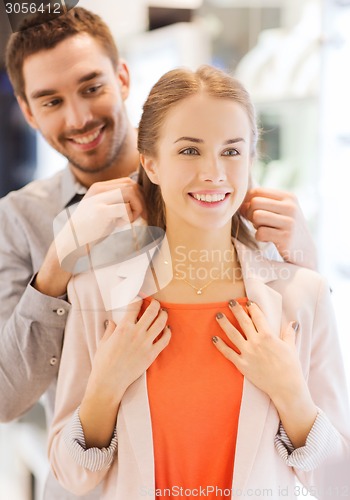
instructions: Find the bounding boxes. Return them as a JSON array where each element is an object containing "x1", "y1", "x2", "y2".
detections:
[{"x1": 19, "y1": 34, "x2": 130, "y2": 178}]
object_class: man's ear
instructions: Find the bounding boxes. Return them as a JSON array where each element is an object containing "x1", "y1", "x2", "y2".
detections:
[
  {"x1": 116, "y1": 60, "x2": 130, "y2": 101},
  {"x1": 17, "y1": 96, "x2": 39, "y2": 130},
  {"x1": 140, "y1": 154, "x2": 159, "y2": 184}
]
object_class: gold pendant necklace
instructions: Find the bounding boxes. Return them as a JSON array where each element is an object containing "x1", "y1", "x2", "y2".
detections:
[{"x1": 174, "y1": 272, "x2": 215, "y2": 295}]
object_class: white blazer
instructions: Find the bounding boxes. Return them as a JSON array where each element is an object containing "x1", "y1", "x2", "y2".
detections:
[{"x1": 48, "y1": 240, "x2": 350, "y2": 499}]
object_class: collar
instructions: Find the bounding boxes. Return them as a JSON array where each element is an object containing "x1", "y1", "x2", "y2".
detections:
[
  {"x1": 234, "y1": 238, "x2": 279, "y2": 284},
  {"x1": 60, "y1": 167, "x2": 139, "y2": 209},
  {"x1": 60, "y1": 167, "x2": 87, "y2": 208}
]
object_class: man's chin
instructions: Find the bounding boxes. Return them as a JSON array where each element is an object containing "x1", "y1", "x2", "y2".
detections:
[{"x1": 69, "y1": 162, "x2": 113, "y2": 175}]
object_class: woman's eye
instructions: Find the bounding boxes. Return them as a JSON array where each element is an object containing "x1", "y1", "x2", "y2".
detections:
[
  {"x1": 180, "y1": 147, "x2": 199, "y2": 155},
  {"x1": 222, "y1": 149, "x2": 239, "y2": 156}
]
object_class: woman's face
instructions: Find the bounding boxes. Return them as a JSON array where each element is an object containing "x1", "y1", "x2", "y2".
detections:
[{"x1": 143, "y1": 92, "x2": 252, "y2": 232}]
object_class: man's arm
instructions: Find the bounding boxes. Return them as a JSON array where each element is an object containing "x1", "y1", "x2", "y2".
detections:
[
  {"x1": 240, "y1": 187, "x2": 318, "y2": 270},
  {"x1": 0, "y1": 204, "x2": 70, "y2": 422},
  {"x1": 0, "y1": 177, "x2": 146, "y2": 423}
]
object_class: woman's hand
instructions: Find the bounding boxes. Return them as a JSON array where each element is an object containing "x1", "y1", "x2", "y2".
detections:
[
  {"x1": 213, "y1": 300, "x2": 303, "y2": 401},
  {"x1": 88, "y1": 299, "x2": 170, "y2": 404},
  {"x1": 80, "y1": 299, "x2": 170, "y2": 448},
  {"x1": 213, "y1": 300, "x2": 318, "y2": 448}
]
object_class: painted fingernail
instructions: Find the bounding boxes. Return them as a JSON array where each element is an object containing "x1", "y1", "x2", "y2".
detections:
[
  {"x1": 212, "y1": 336, "x2": 219, "y2": 344},
  {"x1": 104, "y1": 320, "x2": 109, "y2": 328},
  {"x1": 292, "y1": 321, "x2": 299, "y2": 332},
  {"x1": 229, "y1": 299, "x2": 236, "y2": 307},
  {"x1": 247, "y1": 300, "x2": 253, "y2": 307},
  {"x1": 216, "y1": 312, "x2": 224, "y2": 319}
]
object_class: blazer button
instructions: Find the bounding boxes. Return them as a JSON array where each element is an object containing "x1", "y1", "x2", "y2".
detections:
[
  {"x1": 56, "y1": 308, "x2": 66, "y2": 316},
  {"x1": 50, "y1": 357, "x2": 58, "y2": 366}
]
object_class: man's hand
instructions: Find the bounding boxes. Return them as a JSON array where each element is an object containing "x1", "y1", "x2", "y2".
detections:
[
  {"x1": 34, "y1": 178, "x2": 146, "y2": 298},
  {"x1": 240, "y1": 187, "x2": 318, "y2": 270},
  {"x1": 54, "y1": 177, "x2": 146, "y2": 272},
  {"x1": 72, "y1": 177, "x2": 146, "y2": 246},
  {"x1": 84, "y1": 177, "x2": 146, "y2": 222}
]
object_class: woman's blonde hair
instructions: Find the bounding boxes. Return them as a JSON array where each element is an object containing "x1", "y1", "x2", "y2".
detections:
[{"x1": 138, "y1": 65, "x2": 258, "y2": 248}]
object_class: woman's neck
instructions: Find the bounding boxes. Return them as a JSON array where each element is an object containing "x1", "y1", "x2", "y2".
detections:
[
  {"x1": 166, "y1": 223, "x2": 235, "y2": 267},
  {"x1": 143, "y1": 222, "x2": 246, "y2": 303}
]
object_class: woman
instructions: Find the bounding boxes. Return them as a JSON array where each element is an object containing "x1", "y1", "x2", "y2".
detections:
[{"x1": 48, "y1": 66, "x2": 350, "y2": 499}]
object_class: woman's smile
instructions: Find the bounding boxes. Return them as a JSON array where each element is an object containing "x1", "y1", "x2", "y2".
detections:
[{"x1": 188, "y1": 191, "x2": 232, "y2": 207}]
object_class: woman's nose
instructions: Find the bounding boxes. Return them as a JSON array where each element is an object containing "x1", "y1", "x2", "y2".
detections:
[{"x1": 198, "y1": 158, "x2": 227, "y2": 183}]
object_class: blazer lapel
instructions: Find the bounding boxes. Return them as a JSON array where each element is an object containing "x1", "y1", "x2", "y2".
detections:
[{"x1": 232, "y1": 241, "x2": 283, "y2": 493}]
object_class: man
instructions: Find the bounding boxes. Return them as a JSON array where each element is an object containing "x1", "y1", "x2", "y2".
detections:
[{"x1": 0, "y1": 6, "x2": 317, "y2": 499}]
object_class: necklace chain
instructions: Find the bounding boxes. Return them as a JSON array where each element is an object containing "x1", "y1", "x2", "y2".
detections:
[
  {"x1": 168, "y1": 245, "x2": 237, "y2": 295},
  {"x1": 174, "y1": 272, "x2": 216, "y2": 295}
]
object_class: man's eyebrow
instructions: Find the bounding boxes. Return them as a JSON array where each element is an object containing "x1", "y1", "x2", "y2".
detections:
[
  {"x1": 30, "y1": 71, "x2": 103, "y2": 99},
  {"x1": 30, "y1": 88, "x2": 57, "y2": 99},
  {"x1": 77, "y1": 71, "x2": 102, "y2": 84}
]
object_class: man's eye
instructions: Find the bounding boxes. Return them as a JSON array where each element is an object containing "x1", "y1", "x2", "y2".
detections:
[
  {"x1": 43, "y1": 99, "x2": 61, "y2": 108},
  {"x1": 180, "y1": 147, "x2": 199, "y2": 155},
  {"x1": 222, "y1": 149, "x2": 239, "y2": 156},
  {"x1": 85, "y1": 85, "x2": 102, "y2": 95}
]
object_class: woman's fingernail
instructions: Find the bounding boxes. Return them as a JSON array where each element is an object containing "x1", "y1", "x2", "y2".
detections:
[
  {"x1": 216, "y1": 312, "x2": 224, "y2": 320},
  {"x1": 212, "y1": 336, "x2": 219, "y2": 344},
  {"x1": 104, "y1": 320, "x2": 109, "y2": 328},
  {"x1": 229, "y1": 299, "x2": 236, "y2": 307},
  {"x1": 292, "y1": 321, "x2": 299, "y2": 332},
  {"x1": 247, "y1": 300, "x2": 253, "y2": 307}
]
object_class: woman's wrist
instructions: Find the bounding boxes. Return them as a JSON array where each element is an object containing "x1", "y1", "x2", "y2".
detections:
[
  {"x1": 83, "y1": 377, "x2": 125, "y2": 412},
  {"x1": 272, "y1": 385, "x2": 318, "y2": 449},
  {"x1": 79, "y1": 389, "x2": 122, "y2": 449}
]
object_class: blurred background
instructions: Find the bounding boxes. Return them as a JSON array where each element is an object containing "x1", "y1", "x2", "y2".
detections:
[{"x1": 0, "y1": 0, "x2": 349, "y2": 498}]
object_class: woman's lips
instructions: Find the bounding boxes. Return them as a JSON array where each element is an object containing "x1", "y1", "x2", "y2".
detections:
[{"x1": 189, "y1": 192, "x2": 231, "y2": 206}]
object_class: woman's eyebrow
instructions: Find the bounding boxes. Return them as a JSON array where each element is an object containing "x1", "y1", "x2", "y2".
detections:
[
  {"x1": 223, "y1": 138, "x2": 246, "y2": 145},
  {"x1": 173, "y1": 137, "x2": 246, "y2": 145},
  {"x1": 174, "y1": 137, "x2": 204, "y2": 144}
]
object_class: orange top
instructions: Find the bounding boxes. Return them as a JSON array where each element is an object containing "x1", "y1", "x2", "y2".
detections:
[{"x1": 142, "y1": 297, "x2": 247, "y2": 498}]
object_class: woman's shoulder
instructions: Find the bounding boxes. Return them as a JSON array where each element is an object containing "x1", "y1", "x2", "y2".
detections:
[
  {"x1": 241, "y1": 241, "x2": 330, "y2": 299},
  {"x1": 268, "y1": 259, "x2": 331, "y2": 307}
]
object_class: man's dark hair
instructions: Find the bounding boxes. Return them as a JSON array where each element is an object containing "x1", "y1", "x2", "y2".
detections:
[{"x1": 5, "y1": 7, "x2": 119, "y2": 101}]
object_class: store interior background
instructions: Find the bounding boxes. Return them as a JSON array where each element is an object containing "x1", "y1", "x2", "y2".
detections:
[{"x1": 0, "y1": 0, "x2": 349, "y2": 498}]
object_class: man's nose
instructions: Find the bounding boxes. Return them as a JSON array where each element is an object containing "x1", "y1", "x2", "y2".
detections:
[{"x1": 65, "y1": 99, "x2": 93, "y2": 131}]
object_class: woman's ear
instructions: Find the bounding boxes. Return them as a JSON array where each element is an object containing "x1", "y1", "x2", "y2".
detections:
[{"x1": 140, "y1": 154, "x2": 160, "y2": 184}]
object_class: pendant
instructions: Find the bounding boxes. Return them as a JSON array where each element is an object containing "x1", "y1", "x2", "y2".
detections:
[{"x1": 197, "y1": 290, "x2": 202, "y2": 295}]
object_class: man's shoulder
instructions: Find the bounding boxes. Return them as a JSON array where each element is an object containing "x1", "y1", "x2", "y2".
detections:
[
  {"x1": 0, "y1": 169, "x2": 67, "y2": 213},
  {"x1": 3, "y1": 169, "x2": 65, "y2": 202}
]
